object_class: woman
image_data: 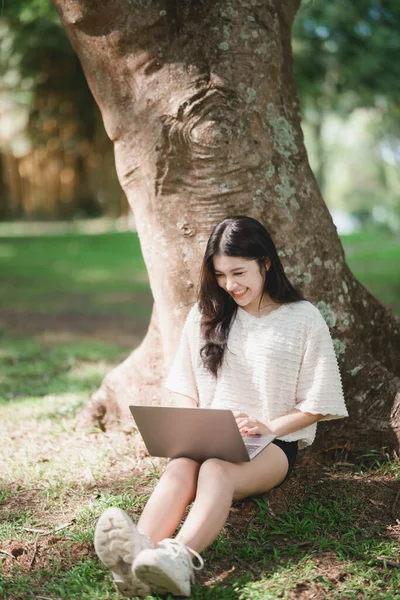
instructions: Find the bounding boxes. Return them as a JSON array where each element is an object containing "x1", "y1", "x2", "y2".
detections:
[{"x1": 94, "y1": 216, "x2": 348, "y2": 597}]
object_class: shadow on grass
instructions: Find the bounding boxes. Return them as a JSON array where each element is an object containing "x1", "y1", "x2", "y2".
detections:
[
  {"x1": 1, "y1": 459, "x2": 399, "y2": 599},
  {"x1": 0, "y1": 232, "x2": 150, "y2": 311},
  {"x1": 0, "y1": 336, "x2": 133, "y2": 403}
]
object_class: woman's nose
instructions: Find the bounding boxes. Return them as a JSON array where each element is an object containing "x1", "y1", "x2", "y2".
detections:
[{"x1": 226, "y1": 279, "x2": 237, "y2": 291}]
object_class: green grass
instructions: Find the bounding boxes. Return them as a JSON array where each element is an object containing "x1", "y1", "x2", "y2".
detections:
[
  {"x1": 341, "y1": 228, "x2": 400, "y2": 314},
  {"x1": 70, "y1": 490, "x2": 152, "y2": 542},
  {"x1": 0, "y1": 228, "x2": 399, "y2": 318},
  {"x1": 0, "y1": 225, "x2": 399, "y2": 599},
  {"x1": 0, "y1": 560, "x2": 124, "y2": 600},
  {"x1": 1, "y1": 474, "x2": 399, "y2": 599},
  {"x1": 1, "y1": 395, "x2": 398, "y2": 600},
  {"x1": 0, "y1": 336, "x2": 127, "y2": 401},
  {"x1": 0, "y1": 232, "x2": 151, "y2": 317}
]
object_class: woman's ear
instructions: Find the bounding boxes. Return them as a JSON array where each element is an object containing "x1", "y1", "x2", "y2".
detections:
[{"x1": 265, "y1": 257, "x2": 271, "y2": 272}]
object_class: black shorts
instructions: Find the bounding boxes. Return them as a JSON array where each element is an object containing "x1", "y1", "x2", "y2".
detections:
[{"x1": 271, "y1": 439, "x2": 298, "y2": 488}]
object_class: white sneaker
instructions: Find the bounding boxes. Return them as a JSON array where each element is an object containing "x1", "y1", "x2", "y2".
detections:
[
  {"x1": 94, "y1": 507, "x2": 153, "y2": 597},
  {"x1": 132, "y1": 538, "x2": 204, "y2": 597}
]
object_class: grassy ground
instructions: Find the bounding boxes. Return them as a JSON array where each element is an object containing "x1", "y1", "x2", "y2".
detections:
[
  {"x1": 342, "y1": 228, "x2": 400, "y2": 315},
  {"x1": 0, "y1": 226, "x2": 399, "y2": 599}
]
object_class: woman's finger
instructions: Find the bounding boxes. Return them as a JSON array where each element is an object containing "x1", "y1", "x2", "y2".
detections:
[
  {"x1": 247, "y1": 426, "x2": 260, "y2": 435},
  {"x1": 240, "y1": 418, "x2": 257, "y2": 427}
]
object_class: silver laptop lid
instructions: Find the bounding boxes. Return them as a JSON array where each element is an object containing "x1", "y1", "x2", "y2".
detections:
[{"x1": 129, "y1": 406, "x2": 275, "y2": 463}]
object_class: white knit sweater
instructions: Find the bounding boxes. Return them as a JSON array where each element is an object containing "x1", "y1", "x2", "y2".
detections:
[{"x1": 165, "y1": 301, "x2": 348, "y2": 448}]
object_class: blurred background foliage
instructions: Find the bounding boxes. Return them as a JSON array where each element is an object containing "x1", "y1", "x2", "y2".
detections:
[
  {"x1": 0, "y1": 0, "x2": 125, "y2": 221},
  {"x1": 0, "y1": 0, "x2": 400, "y2": 233},
  {"x1": 293, "y1": 0, "x2": 400, "y2": 233}
]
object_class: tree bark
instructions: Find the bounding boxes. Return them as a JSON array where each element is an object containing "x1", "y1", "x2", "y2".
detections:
[{"x1": 52, "y1": 0, "x2": 400, "y2": 451}]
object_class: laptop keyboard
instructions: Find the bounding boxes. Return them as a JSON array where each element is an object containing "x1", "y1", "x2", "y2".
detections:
[{"x1": 245, "y1": 444, "x2": 261, "y2": 456}]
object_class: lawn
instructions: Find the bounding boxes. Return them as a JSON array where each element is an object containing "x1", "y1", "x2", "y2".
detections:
[{"x1": 0, "y1": 226, "x2": 399, "y2": 599}]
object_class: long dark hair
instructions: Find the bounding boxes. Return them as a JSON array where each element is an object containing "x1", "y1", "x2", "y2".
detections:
[{"x1": 198, "y1": 216, "x2": 304, "y2": 376}]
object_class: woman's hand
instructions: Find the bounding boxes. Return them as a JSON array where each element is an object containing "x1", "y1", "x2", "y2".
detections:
[{"x1": 233, "y1": 412, "x2": 274, "y2": 436}]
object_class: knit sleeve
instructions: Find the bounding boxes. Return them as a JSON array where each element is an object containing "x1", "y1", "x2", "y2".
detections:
[
  {"x1": 295, "y1": 318, "x2": 348, "y2": 421},
  {"x1": 164, "y1": 305, "x2": 199, "y2": 404}
]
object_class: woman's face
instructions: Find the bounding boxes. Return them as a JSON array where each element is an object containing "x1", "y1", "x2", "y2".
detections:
[{"x1": 213, "y1": 255, "x2": 271, "y2": 313}]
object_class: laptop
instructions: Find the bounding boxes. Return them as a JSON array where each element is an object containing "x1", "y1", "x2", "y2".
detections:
[{"x1": 129, "y1": 406, "x2": 276, "y2": 463}]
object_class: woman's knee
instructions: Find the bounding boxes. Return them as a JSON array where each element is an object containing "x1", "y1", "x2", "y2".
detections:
[
  {"x1": 199, "y1": 458, "x2": 234, "y2": 488},
  {"x1": 164, "y1": 457, "x2": 200, "y2": 491},
  {"x1": 167, "y1": 456, "x2": 200, "y2": 474}
]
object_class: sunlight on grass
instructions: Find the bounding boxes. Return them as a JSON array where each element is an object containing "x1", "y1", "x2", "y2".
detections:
[
  {"x1": 0, "y1": 232, "x2": 151, "y2": 317},
  {"x1": 74, "y1": 268, "x2": 116, "y2": 283},
  {"x1": 1, "y1": 228, "x2": 399, "y2": 599},
  {"x1": 1, "y1": 384, "x2": 399, "y2": 599},
  {"x1": 0, "y1": 229, "x2": 398, "y2": 316},
  {"x1": 238, "y1": 556, "x2": 400, "y2": 599},
  {"x1": 0, "y1": 337, "x2": 127, "y2": 401},
  {"x1": 0, "y1": 243, "x2": 16, "y2": 260},
  {"x1": 0, "y1": 391, "x2": 140, "y2": 491},
  {"x1": 0, "y1": 560, "x2": 123, "y2": 600},
  {"x1": 341, "y1": 229, "x2": 400, "y2": 314},
  {"x1": 70, "y1": 490, "x2": 151, "y2": 543}
]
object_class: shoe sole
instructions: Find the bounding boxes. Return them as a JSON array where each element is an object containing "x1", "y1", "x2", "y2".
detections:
[
  {"x1": 94, "y1": 507, "x2": 150, "y2": 598},
  {"x1": 134, "y1": 556, "x2": 191, "y2": 597}
]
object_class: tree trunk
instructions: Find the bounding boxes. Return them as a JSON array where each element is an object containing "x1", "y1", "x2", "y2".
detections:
[
  {"x1": 52, "y1": 0, "x2": 400, "y2": 451},
  {"x1": 309, "y1": 106, "x2": 325, "y2": 196}
]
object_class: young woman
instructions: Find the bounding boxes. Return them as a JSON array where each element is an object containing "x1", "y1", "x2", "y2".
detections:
[{"x1": 94, "y1": 216, "x2": 348, "y2": 598}]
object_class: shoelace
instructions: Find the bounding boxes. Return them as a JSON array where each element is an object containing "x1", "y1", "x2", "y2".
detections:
[
  {"x1": 137, "y1": 529, "x2": 154, "y2": 549},
  {"x1": 159, "y1": 538, "x2": 204, "y2": 571}
]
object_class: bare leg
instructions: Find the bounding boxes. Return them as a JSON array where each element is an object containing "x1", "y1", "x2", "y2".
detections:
[
  {"x1": 137, "y1": 457, "x2": 200, "y2": 544},
  {"x1": 176, "y1": 443, "x2": 289, "y2": 553}
]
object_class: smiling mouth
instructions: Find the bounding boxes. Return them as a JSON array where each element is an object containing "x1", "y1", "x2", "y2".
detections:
[{"x1": 232, "y1": 289, "x2": 247, "y2": 299}]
